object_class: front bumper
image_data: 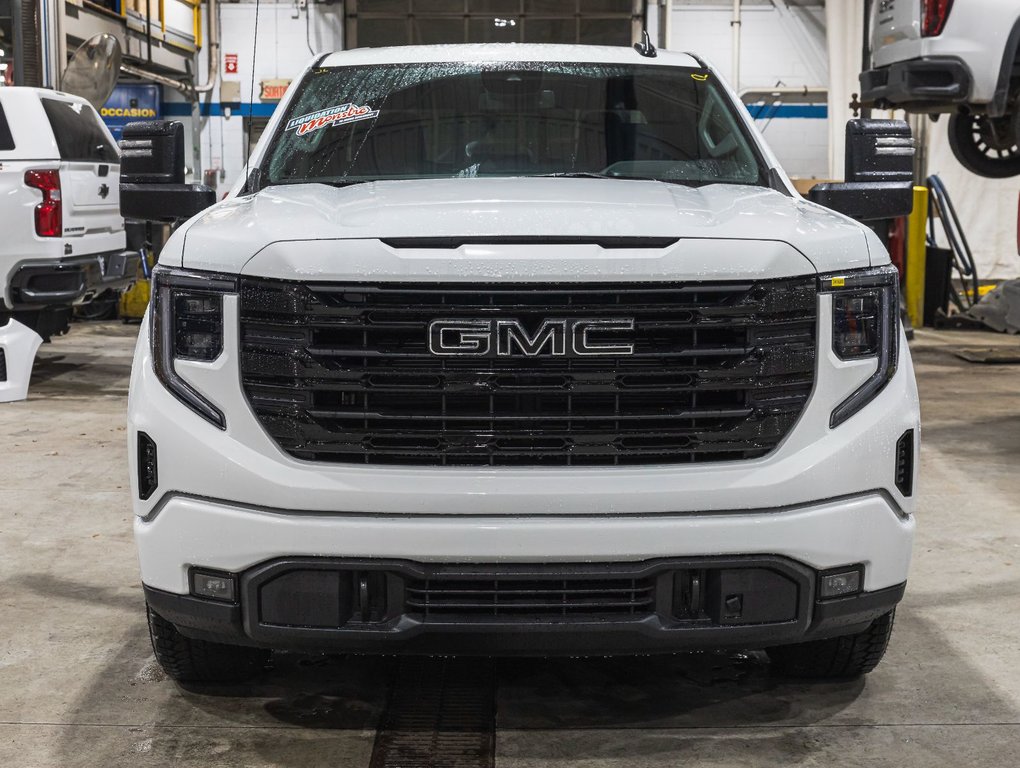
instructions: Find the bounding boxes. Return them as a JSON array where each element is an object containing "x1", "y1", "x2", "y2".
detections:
[
  {"x1": 860, "y1": 56, "x2": 973, "y2": 111},
  {"x1": 9, "y1": 251, "x2": 141, "y2": 307},
  {"x1": 143, "y1": 554, "x2": 906, "y2": 656},
  {"x1": 136, "y1": 488, "x2": 914, "y2": 598}
]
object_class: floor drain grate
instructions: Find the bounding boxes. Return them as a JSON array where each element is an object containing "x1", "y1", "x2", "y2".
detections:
[{"x1": 369, "y1": 657, "x2": 495, "y2": 768}]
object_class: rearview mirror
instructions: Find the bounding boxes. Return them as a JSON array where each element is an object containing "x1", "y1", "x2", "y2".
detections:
[
  {"x1": 808, "y1": 119, "x2": 915, "y2": 221},
  {"x1": 119, "y1": 121, "x2": 216, "y2": 222}
]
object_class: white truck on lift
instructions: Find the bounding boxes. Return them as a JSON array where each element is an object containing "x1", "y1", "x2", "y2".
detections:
[
  {"x1": 861, "y1": 0, "x2": 1020, "y2": 177},
  {"x1": 0, "y1": 87, "x2": 139, "y2": 401},
  {"x1": 121, "y1": 44, "x2": 921, "y2": 684}
]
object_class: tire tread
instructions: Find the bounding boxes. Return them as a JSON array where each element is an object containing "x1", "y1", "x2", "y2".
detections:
[
  {"x1": 147, "y1": 605, "x2": 269, "y2": 683},
  {"x1": 767, "y1": 610, "x2": 895, "y2": 679}
]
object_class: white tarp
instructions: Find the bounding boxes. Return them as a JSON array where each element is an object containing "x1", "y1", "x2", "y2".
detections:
[{"x1": 927, "y1": 125, "x2": 1020, "y2": 280}]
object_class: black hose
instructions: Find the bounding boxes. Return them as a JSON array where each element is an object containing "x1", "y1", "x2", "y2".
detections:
[{"x1": 926, "y1": 174, "x2": 980, "y2": 311}]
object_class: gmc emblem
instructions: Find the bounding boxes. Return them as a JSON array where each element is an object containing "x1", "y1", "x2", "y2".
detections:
[{"x1": 428, "y1": 318, "x2": 635, "y2": 357}]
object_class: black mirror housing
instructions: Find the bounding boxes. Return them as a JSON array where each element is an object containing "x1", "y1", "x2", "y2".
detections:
[
  {"x1": 121, "y1": 120, "x2": 187, "y2": 184},
  {"x1": 119, "y1": 120, "x2": 216, "y2": 223},
  {"x1": 845, "y1": 119, "x2": 914, "y2": 183},
  {"x1": 808, "y1": 182, "x2": 914, "y2": 221},
  {"x1": 809, "y1": 119, "x2": 915, "y2": 221}
]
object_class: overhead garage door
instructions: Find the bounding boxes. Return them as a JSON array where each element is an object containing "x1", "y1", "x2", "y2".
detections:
[{"x1": 347, "y1": 0, "x2": 641, "y2": 49}]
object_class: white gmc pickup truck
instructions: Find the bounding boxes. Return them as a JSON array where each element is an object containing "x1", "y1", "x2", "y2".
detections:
[{"x1": 122, "y1": 44, "x2": 921, "y2": 684}]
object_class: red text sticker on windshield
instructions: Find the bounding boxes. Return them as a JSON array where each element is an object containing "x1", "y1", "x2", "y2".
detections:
[{"x1": 285, "y1": 103, "x2": 379, "y2": 136}]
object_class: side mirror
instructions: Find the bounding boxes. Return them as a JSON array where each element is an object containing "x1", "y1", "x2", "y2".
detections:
[
  {"x1": 119, "y1": 121, "x2": 216, "y2": 222},
  {"x1": 808, "y1": 119, "x2": 915, "y2": 221}
]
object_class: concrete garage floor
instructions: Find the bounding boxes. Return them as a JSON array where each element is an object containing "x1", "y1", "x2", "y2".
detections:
[{"x1": 1, "y1": 321, "x2": 1019, "y2": 768}]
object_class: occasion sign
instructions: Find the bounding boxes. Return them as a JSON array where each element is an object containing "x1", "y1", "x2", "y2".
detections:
[{"x1": 100, "y1": 84, "x2": 162, "y2": 140}]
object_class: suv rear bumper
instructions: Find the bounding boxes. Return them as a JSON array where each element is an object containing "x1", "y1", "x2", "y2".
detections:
[
  {"x1": 861, "y1": 56, "x2": 973, "y2": 111},
  {"x1": 144, "y1": 557, "x2": 906, "y2": 656},
  {"x1": 8, "y1": 251, "x2": 140, "y2": 306}
]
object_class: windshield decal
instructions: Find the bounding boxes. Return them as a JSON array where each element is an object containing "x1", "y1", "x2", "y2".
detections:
[{"x1": 285, "y1": 103, "x2": 379, "y2": 136}]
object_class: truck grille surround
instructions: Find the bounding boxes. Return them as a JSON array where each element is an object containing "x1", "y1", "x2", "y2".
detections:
[{"x1": 238, "y1": 278, "x2": 817, "y2": 466}]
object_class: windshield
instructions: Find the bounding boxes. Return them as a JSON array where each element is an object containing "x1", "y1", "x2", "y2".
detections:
[{"x1": 261, "y1": 61, "x2": 768, "y2": 189}]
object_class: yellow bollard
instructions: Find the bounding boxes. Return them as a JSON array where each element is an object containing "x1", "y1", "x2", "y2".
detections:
[{"x1": 905, "y1": 186, "x2": 929, "y2": 329}]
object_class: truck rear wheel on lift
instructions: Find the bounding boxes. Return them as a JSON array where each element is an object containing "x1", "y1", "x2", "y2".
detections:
[
  {"x1": 948, "y1": 112, "x2": 1020, "y2": 178},
  {"x1": 766, "y1": 610, "x2": 896, "y2": 679},
  {"x1": 147, "y1": 606, "x2": 270, "y2": 684}
]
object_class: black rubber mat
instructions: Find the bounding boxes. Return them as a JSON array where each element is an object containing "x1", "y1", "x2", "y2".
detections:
[
  {"x1": 953, "y1": 347, "x2": 1020, "y2": 364},
  {"x1": 369, "y1": 657, "x2": 496, "y2": 768}
]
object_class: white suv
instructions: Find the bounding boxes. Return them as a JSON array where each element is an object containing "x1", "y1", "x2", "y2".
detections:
[
  {"x1": 861, "y1": 0, "x2": 1020, "y2": 177},
  {"x1": 0, "y1": 87, "x2": 138, "y2": 401},
  {"x1": 123, "y1": 45, "x2": 920, "y2": 683}
]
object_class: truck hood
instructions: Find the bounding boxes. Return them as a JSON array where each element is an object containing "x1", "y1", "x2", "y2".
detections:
[{"x1": 175, "y1": 178, "x2": 876, "y2": 277}]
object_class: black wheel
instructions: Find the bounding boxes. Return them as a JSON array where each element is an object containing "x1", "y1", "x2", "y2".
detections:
[
  {"x1": 147, "y1": 605, "x2": 270, "y2": 683},
  {"x1": 948, "y1": 112, "x2": 1020, "y2": 178},
  {"x1": 766, "y1": 610, "x2": 896, "y2": 679}
]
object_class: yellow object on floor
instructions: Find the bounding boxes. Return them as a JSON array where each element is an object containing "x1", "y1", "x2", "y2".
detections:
[{"x1": 119, "y1": 277, "x2": 151, "y2": 321}]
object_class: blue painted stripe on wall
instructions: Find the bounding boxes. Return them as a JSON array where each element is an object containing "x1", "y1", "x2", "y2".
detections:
[
  {"x1": 162, "y1": 102, "x2": 829, "y2": 119},
  {"x1": 748, "y1": 104, "x2": 828, "y2": 119}
]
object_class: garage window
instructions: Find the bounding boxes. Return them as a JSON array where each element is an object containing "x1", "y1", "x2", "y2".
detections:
[
  {"x1": 40, "y1": 98, "x2": 119, "y2": 163},
  {"x1": 348, "y1": 0, "x2": 639, "y2": 48},
  {"x1": 0, "y1": 103, "x2": 14, "y2": 150}
]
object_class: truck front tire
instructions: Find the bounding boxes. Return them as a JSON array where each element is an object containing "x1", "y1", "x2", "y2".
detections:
[
  {"x1": 147, "y1": 605, "x2": 270, "y2": 684},
  {"x1": 766, "y1": 609, "x2": 896, "y2": 679}
]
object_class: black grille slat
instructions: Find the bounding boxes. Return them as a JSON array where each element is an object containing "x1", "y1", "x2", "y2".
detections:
[
  {"x1": 239, "y1": 278, "x2": 817, "y2": 466},
  {"x1": 406, "y1": 576, "x2": 657, "y2": 619},
  {"x1": 304, "y1": 408, "x2": 757, "y2": 422}
]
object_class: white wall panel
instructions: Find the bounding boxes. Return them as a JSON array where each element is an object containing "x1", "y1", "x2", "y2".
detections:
[{"x1": 670, "y1": 2, "x2": 830, "y2": 179}]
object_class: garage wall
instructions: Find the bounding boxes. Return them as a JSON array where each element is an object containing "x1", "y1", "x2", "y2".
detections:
[
  {"x1": 164, "y1": 1, "x2": 344, "y2": 192},
  {"x1": 669, "y1": 1, "x2": 829, "y2": 179}
]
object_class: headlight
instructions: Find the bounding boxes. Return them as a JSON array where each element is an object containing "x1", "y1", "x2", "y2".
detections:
[
  {"x1": 822, "y1": 265, "x2": 900, "y2": 428},
  {"x1": 151, "y1": 267, "x2": 236, "y2": 429}
]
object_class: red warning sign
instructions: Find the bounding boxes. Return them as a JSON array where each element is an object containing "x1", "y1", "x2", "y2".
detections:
[{"x1": 224, "y1": 53, "x2": 239, "y2": 75}]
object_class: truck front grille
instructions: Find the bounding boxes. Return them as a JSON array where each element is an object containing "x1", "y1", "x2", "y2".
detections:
[{"x1": 238, "y1": 278, "x2": 817, "y2": 466}]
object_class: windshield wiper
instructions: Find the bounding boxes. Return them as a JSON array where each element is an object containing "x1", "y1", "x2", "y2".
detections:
[
  {"x1": 263, "y1": 178, "x2": 373, "y2": 189},
  {"x1": 534, "y1": 172, "x2": 700, "y2": 185},
  {"x1": 535, "y1": 172, "x2": 661, "y2": 181},
  {"x1": 535, "y1": 172, "x2": 617, "y2": 179}
]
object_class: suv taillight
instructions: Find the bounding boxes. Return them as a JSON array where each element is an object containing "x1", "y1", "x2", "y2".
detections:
[
  {"x1": 24, "y1": 169, "x2": 62, "y2": 237},
  {"x1": 921, "y1": 0, "x2": 954, "y2": 37}
]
